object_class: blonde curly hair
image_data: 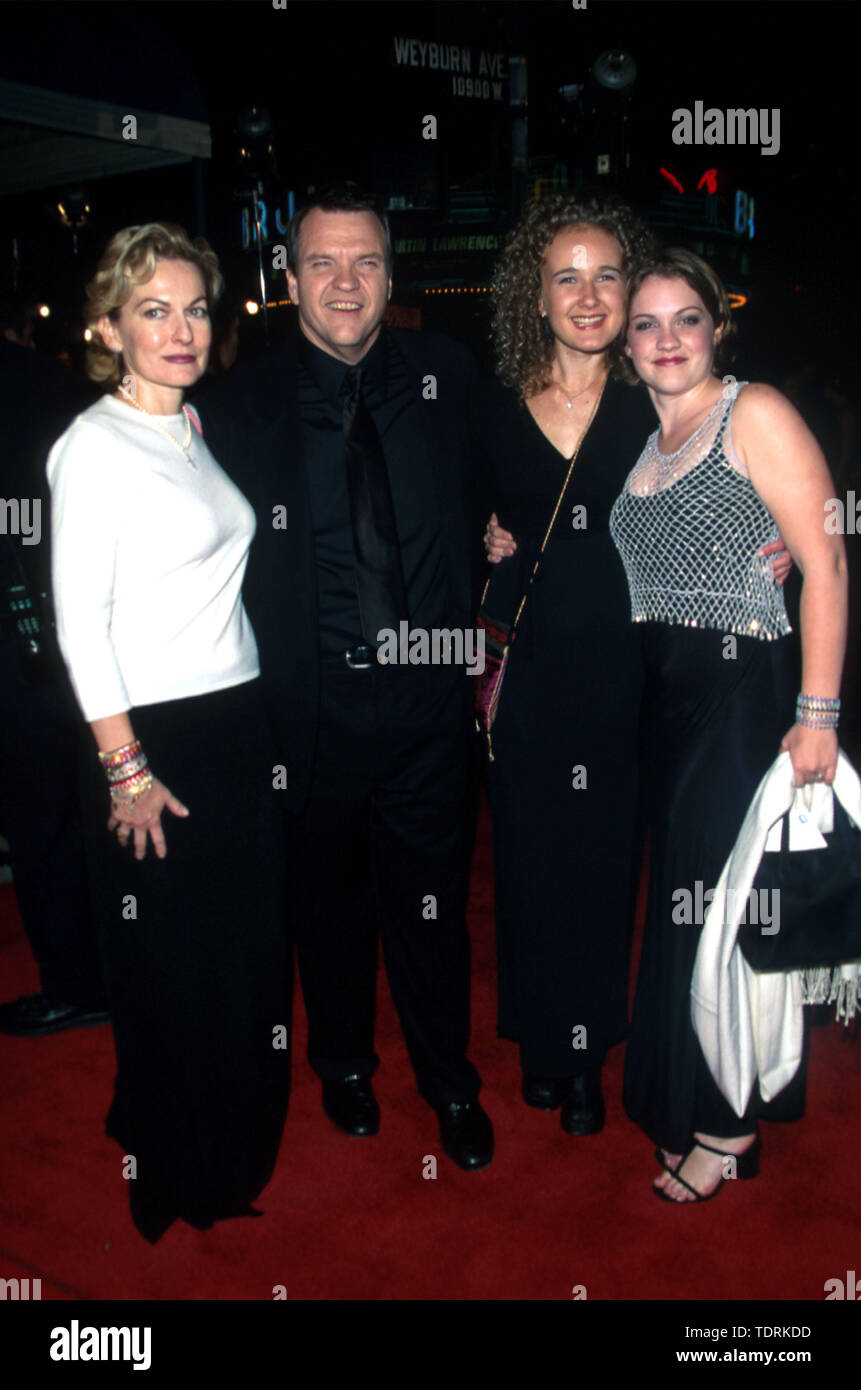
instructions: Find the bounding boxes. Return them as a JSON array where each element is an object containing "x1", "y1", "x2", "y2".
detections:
[
  {"x1": 85, "y1": 222, "x2": 223, "y2": 388},
  {"x1": 491, "y1": 192, "x2": 656, "y2": 399}
]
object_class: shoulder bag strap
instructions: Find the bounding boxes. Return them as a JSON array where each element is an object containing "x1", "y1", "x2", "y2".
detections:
[{"x1": 490, "y1": 375, "x2": 607, "y2": 635}]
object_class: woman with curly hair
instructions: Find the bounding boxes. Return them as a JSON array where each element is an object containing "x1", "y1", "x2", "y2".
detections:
[
  {"x1": 476, "y1": 193, "x2": 658, "y2": 1134},
  {"x1": 46, "y1": 224, "x2": 290, "y2": 1241},
  {"x1": 479, "y1": 195, "x2": 785, "y2": 1136}
]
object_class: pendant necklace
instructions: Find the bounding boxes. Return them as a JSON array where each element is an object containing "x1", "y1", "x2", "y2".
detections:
[
  {"x1": 119, "y1": 389, "x2": 197, "y2": 469},
  {"x1": 555, "y1": 377, "x2": 600, "y2": 411}
]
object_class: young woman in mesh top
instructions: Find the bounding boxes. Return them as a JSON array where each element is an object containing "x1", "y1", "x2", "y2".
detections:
[{"x1": 609, "y1": 248, "x2": 847, "y2": 1201}]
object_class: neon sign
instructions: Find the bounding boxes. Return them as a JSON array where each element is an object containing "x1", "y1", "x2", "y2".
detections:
[
  {"x1": 734, "y1": 190, "x2": 755, "y2": 240},
  {"x1": 660, "y1": 167, "x2": 719, "y2": 195},
  {"x1": 240, "y1": 200, "x2": 291, "y2": 250},
  {"x1": 657, "y1": 169, "x2": 755, "y2": 240}
]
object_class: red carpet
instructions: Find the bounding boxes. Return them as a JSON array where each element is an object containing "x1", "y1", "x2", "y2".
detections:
[{"x1": 1, "y1": 797, "x2": 859, "y2": 1302}]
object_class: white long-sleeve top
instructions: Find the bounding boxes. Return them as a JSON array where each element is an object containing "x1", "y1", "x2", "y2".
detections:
[
  {"x1": 47, "y1": 394, "x2": 259, "y2": 721},
  {"x1": 691, "y1": 750, "x2": 861, "y2": 1117}
]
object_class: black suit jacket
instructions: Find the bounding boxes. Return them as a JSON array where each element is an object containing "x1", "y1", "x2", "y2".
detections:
[
  {"x1": 196, "y1": 328, "x2": 480, "y2": 813},
  {"x1": 0, "y1": 339, "x2": 97, "y2": 598}
]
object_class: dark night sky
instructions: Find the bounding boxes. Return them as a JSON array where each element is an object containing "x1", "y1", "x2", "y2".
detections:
[{"x1": 1, "y1": 0, "x2": 858, "y2": 380}]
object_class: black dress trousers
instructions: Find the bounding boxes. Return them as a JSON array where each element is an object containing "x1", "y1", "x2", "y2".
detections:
[
  {"x1": 288, "y1": 658, "x2": 480, "y2": 1108},
  {"x1": 80, "y1": 679, "x2": 291, "y2": 1243}
]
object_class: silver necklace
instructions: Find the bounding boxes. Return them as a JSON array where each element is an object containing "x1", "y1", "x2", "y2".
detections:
[
  {"x1": 119, "y1": 391, "x2": 197, "y2": 469},
  {"x1": 554, "y1": 377, "x2": 601, "y2": 411},
  {"x1": 653, "y1": 382, "x2": 733, "y2": 461}
]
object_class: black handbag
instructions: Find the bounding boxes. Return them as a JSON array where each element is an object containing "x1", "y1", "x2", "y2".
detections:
[{"x1": 738, "y1": 796, "x2": 861, "y2": 971}]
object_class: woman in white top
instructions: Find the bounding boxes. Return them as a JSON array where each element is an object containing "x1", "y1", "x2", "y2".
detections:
[{"x1": 47, "y1": 223, "x2": 289, "y2": 1242}]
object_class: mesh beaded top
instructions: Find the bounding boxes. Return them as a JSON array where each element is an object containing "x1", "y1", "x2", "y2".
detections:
[{"x1": 609, "y1": 380, "x2": 791, "y2": 641}]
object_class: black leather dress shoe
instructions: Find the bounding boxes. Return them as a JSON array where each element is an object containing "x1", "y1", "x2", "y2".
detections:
[
  {"x1": 435, "y1": 1100, "x2": 494, "y2": 1171},
  {"x1": 322, "y1": 1076, "x2": 380, "y2": 1136},
  {"x1": 0, "y1": 992, "x2": 110, "y2": 1037},
  {"x1": 560, "y1": 1070, "x2": 605, "y2": 1136},
  {"x1": 522, "y1": 1075, "x2": 568, "y2": 1110}
]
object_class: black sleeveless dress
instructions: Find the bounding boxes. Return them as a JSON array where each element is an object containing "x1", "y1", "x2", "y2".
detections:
[
  {"x1": 610, "y1": 384, "x2": 804, "y2": 1151},
  {"x1": 476, "y1": 374, "x2": 655, "y2": 1079}
]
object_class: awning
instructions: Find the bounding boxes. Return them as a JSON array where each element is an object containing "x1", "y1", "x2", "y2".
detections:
[{"x1": 0, "y1": 78, "x2": 211, "y2": 196}]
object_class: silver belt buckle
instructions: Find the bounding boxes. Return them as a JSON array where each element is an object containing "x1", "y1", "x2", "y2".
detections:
[{"x1": 344, "y1": 643, "x2": 374, "y2": 670}]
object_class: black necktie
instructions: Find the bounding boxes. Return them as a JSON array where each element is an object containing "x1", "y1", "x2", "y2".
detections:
[{"x1": 342, "y1": 366, "x2": 409, "y2": 644}]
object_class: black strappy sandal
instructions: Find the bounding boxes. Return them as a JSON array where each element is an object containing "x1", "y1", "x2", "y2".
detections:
[
  {"x1": 654, "y1": 1146, "x2": 681, "y2": 1172},
  {"x1": 654, "y1": 1136, "x2": 761, "y2": 1203}
]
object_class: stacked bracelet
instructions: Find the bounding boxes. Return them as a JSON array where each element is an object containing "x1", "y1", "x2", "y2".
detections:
[
  {"x1": 98, "y1": 740, "x2": 141, "y2": 769},
  {"x1": 98, "y1": 739, "x2": 154, "y2": 805},
  {"x1": 796, "y1": 693, "x2": 840, "y2": 731}
]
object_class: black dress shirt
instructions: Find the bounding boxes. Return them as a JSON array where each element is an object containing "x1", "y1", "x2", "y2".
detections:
[{"x1": 297, "y1": 328, "x2": 449, "y2": 654}]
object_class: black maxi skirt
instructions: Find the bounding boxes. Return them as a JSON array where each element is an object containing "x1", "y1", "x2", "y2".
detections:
[
  {"x1": 623, "y1": 626, "x2": 807, "y2": 1154},
  {"x1": 80, "y1": 679, "x2": 291, "y2": 1243}
]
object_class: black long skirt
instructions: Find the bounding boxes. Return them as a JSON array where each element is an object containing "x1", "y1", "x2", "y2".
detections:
[
  {"x1": 487, "y1": 547, "x2": 644, "y2": 1080},
  {"x1": 623, "y1": 626, "x2": 806, "y2": 1154},
  {"x1": 80, "y1": 679, "x2": 291, "y2": 1243}
]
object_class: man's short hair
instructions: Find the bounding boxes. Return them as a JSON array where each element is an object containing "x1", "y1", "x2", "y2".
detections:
[{"x1": 286, "y1": 185, "x2": 393, "y2": 274}]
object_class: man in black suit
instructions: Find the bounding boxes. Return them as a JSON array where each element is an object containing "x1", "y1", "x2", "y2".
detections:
[{"x1": 199, "y1": 188, "x2": 492, "y2": 1170}]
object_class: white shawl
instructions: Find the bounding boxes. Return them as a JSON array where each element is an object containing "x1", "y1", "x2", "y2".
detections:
[{"x1": 691, "y1": 750, "x2": 861, "y2": 1118}]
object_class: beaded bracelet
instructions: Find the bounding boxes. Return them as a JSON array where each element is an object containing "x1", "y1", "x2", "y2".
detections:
[
  {"x1": 98, "y1": 739, "x2": 154, "y2": 804},
  {"x1": 796, "y1": 693, "x2": 840, "y2": 730},
  {"x1": 106, "y1": 751, "x2": 149, "y2": 781},
  {"x1": 98, "y1": 740, "x2": 142, "y2": 770},
  {"x1": 110, "y1": 769, "x2": 154, "y2": 806},
  {"x1": 104, "y1": 760, "x2": 150, "y2": 789},
  {"x1": 110, "y1": 766, "x2": 150, "y2": 793}
]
